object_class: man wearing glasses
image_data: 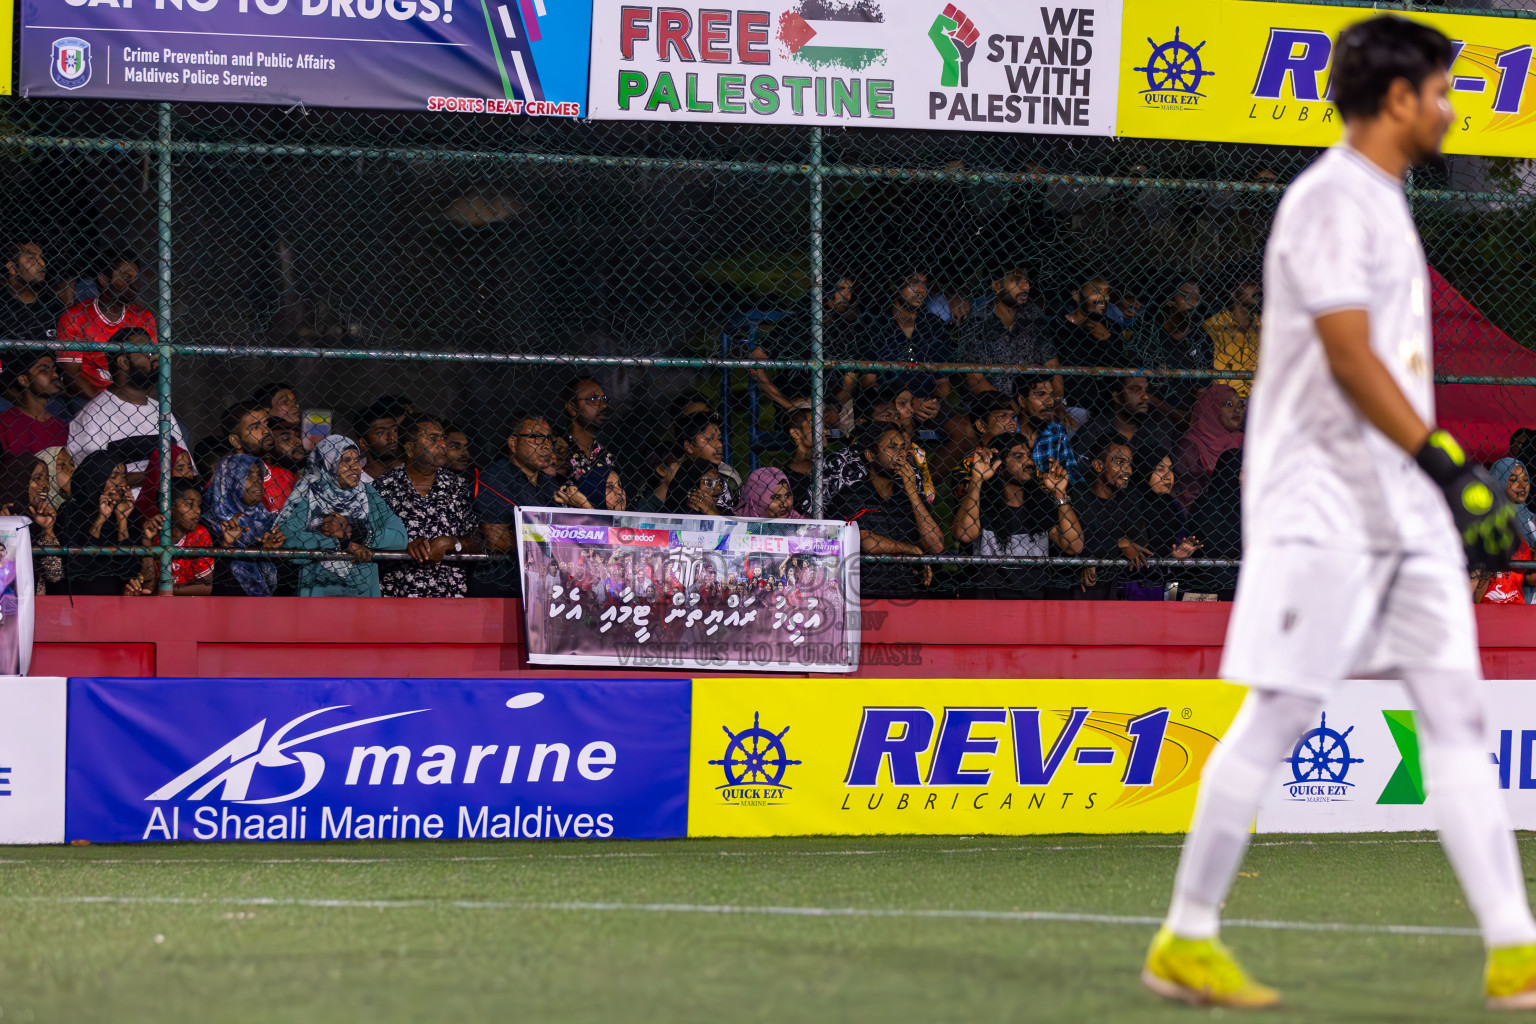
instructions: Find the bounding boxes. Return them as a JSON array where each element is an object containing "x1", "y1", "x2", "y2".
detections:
[
  {"x1": 470, "y1": 412, "x2": 561, "y2": 598},
  {"x1": 559, "y1": 376, "x2": 615, "y2": 482}
]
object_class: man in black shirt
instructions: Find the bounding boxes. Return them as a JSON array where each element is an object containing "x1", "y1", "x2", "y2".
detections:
[
  {"x1": 1049, "y1": 435, "x2": 1140, "y2": 599},
  {"x1": 829, "y1": 421, "x2": 944, "y2": 598},
  {"x1": 471, "y1": 411, "x2": 561, "y2": 598},
  {"x1": 952, "y1": 432, "x2": 1083, "y2": 598},
  {"x1": 959, "y1": 266, "x2": 1060, "y2": 398},
  {"x1": 742, "y1": 274, "x2": 872, "y2": 412},
  {"x1": 1131, "y1": 278, "x2": 1207, "y2": 421},
  {"x1": 874, "y1": 272, "x2": 952, "y2": 399},
  {"x1": 0, "y1": 241, "x2": 61, "y2": 344},
  {"x1": 1054, "y1": 277, "x2": 1134, "y2": 370},
  {"x1": 1072, "y1": 375, "x2": 1180, "y2": 465}
]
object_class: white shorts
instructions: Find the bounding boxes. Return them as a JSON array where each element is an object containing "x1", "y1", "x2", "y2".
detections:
[{"x1": 1220, "y1": 541, "x2": 1480, "y2": 699}]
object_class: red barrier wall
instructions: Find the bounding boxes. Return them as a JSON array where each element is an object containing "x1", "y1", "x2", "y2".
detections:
[{"x1": 30, "y1": 596, "x2": 1536, "y2": 679}]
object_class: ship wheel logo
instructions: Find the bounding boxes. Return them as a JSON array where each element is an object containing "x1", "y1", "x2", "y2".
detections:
[
  {"x1": 1134, "y1": 26, "x2": 1215, "y2": 97},
  {"x1": 1285, "y1": 712, "x2": 1364, "y2": 786},
  {"x1": 710, "y1": 712, "x2": 802, "y2": 789}
]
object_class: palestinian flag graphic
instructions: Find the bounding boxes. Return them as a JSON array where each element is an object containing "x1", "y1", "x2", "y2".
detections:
[{"x1": 777, "y1": 0, "x2": 889, "y2": 72}]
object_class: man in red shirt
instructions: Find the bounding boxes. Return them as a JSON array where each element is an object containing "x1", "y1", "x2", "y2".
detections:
[
  {"x1": 221, "y1": 400, "x2": 295, "y2": 511},
  {"x1": 0, "y1": 349, "x2": 68, "y2": 454},
  {"x1": 56, "y1": 256, "x2": 156, "y2": 400}
]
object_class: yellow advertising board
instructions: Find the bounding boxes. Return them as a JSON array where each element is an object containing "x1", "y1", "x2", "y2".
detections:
[
  {"x1": 1118, "y1": 0, "x2": 1536, "y2": 158},
  {"x1": 688, "y1": 678, "x2": 1246, "y2": 837},
  {"x1": 0, "y1": 0, "x2": 11, "y2": 96}
]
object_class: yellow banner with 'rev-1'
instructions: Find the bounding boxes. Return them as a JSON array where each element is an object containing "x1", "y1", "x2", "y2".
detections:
[
  {"x1": 688, "y1": 679, "x2": 1245, "y2": 837},
  {"x1": 1118, "y1": 0, "x2": 1536, "y2": 158}
]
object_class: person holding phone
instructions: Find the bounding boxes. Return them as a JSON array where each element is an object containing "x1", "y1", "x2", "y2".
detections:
[{"x1": 828, "y1": 421, "x2": 945, "y2": 597}]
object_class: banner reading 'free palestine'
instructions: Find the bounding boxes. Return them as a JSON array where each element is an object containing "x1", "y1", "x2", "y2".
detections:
[{"x1": 588, "y1": 0, "x2": 1123, "y2": 134}]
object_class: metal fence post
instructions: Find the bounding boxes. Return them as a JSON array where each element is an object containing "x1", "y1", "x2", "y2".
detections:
[
  {"x1": 809, "y1": 126, "x2": 826, "y2": 518},
  {"x1": 156, "y1": 102, "x2": 174, "y2": 595}
]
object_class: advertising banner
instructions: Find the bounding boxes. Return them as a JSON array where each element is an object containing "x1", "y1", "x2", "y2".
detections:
[
  {"x1": 0, "y1": 677, "x2": 66, "y2": 844},
  {"x1": 65, "y1": 677, "x2": 691, "y2": 843},
  {"x1": 1118, "y1": 0, "x2": 1536, "y2": 159},
  {"x1": 0, "y1": 518, "x2": 34, "y2": 676},
  {"x1": 18, "y1": 0, "x2": 590, "y2": 113},
  {"x1": 588, "y1": 0, "x2": 1122, "y2": 135},
  {"x1": 1, "y1": 0, "x2": 13, "y2": 96},
  {"x1": 688, "y1": 677, "x2": 1246, "y2": 836},
  {"x1": 1255, "y1": 679, "x2": 1536, "y2": 834},
  {"x1": 515, "y1": 506, "x2": 861, "y2": 673}
]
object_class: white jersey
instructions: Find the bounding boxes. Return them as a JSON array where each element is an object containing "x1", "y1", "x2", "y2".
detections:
[{"x1": 1245, "y1": 145, "x2": 1451, "y2": 554}]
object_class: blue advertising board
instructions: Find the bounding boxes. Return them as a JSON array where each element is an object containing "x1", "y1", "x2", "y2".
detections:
[
  {"x1": 18, "y1": 0, "x2": 590, "y2": 113},
  {"x1": 66, "y1": 677, "x2": 690, "y2": 843}
]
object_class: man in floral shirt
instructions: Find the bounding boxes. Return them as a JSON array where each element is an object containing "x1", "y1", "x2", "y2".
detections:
[
  {"x1": 558, "y1": 376, "x2": 615, "y2": 482},
  {"x1": 374, "y1": 414, "x2": 483, "y2": 598}
]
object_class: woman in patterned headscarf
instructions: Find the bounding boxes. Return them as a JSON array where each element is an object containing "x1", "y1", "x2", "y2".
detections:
[
  {"x1": 276, "y1": 435, "x2": 406, "y2": 597},
  {"x1": 203, "y1": 453, "x2": 284, "y2": 596}
]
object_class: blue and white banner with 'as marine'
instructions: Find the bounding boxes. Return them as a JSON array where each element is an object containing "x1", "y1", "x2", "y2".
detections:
[{"x1": 65, "y1": 677, "x2": 691, "y2": 843}]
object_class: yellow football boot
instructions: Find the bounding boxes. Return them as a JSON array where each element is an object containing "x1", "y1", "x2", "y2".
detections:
[
  {"x1": 1142, "y1": 926, "x2": 1281, "y2": 1009},
  {"x1": 1487, "y1": 944, "x2": 1536, "y2": 1010}
]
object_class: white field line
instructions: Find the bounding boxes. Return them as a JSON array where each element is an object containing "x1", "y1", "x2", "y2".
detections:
[
  {"x1": 2, "y1": 894, "x2": 1482, "y2": 938},
  {"x1": 0, "y1": 834, "x2": 1471, "y2": 868}
]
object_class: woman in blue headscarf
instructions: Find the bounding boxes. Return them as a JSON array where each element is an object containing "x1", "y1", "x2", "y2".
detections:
[
  {"x1": 276, "y1": 435, "x2": 407, "y2": 597},
  {"x1": 203, "y1": 453, "x2": 285, "y2": 596}
]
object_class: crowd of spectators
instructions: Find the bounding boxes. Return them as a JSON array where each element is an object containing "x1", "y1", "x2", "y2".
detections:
[{"x1": 2, "y1": 242, "x2": 1530, "y2": 603}]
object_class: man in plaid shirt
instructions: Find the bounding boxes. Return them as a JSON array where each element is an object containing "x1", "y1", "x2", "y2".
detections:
[{"x1": 1017, "y1": 374, "x2": 1084, "y2": 485}]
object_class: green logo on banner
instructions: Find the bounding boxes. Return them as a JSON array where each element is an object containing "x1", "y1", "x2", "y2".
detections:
[{"x1": 1377, "y1": 710, "x2": 1426, "y2": 805}]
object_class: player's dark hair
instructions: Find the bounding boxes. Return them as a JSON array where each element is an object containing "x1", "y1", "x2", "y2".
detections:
[
  {"x1": 562, "y1": 374, "x2": 602, "y2": 407},
  {"x1": 860, "y1": 419, "x2": 904, "y2": 456},
  {"x1": 504, "y1": 410, "x2": 548, "y2": 438},
  {"x1": 5, "y1": 239, "x2": 39, "y2": 265},
  {"x1": 985, "y1": 430, "x2": 1028, "y2": 457},
  {"x1": 4, "y1": 349, "x2": 55, "y2": 392},
  {"x1": 251, "y1": 381, "x2": 295, "y2": 407},
  {"x1": 353, "y1": 397, "x2": 399, "y2": 433},
  {"x1": 221, "y1": 400, "x2": 266, "y2": 440},
  {"x1": 1331, "y1": 15, "x2": 1453, "y2": 120},
  {"x1": 170, "y1": 479, "x2": 203, "y2": 506},
  {"x1": 1102, "y1": 374, "x2": 1148, "y2": 408},
  {"x1": 106, "y1": 327, "x2": 154, "y2": 376},
  {"x1": 869, "y1": 380, "x2": 913, "y2": 412},
  {"x1": 1091, "y1": 433, "x2": 1133, "y2": 467},
  {"x1": 396, "y1": 413, "x2": 442, "y2": 447},
  {"x1": 969, "y1": 392, "x2": 1017, "y2": 427},
  {"x1": 676, "y1": 410, "x2": 722, "y2": 450},
  {"x1": 97, "y1": 253, "x2": 139, "y2": 278}
]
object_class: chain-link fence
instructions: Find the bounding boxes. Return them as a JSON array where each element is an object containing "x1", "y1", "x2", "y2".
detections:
[{"x1": 2, "y1": 56, "x2": 1535, "y2": 600}]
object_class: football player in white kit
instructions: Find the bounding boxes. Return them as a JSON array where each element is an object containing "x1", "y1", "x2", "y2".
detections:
[{"x1": 1142, "y1": 15, "x2": 1536, "y2": 1010}]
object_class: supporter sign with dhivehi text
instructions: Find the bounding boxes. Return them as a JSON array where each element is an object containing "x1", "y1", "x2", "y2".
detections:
[
  {"x1": 588, "y1": 0, "x2": 1123, "y2": 135},
  {"x1": 65, "y1": 677, "x2": 691, "y2": 843},
  {"x1": 19, "y1": 0, "x2": 591, "y2": 112},
  {"x1": 515, "y1": 506, "x2": 860, "y2": 673}
]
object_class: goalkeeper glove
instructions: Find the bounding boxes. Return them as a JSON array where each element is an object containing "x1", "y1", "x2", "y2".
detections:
[{"x1": 1415, "y1": 429, "x2": 1519, "y2": 570}]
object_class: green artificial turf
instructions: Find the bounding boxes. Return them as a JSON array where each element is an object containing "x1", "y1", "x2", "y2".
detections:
[{"x1": 0, "y1": 833, "x2": 1519, "y2": 1022}]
